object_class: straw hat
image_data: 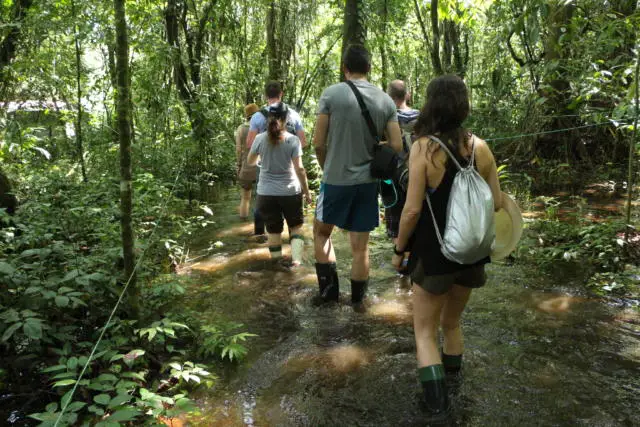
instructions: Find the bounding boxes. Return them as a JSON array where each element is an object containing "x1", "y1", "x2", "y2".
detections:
[
  {"x1": 491, "y1": 192, "x2": 523, "y2": 261},
  {"x1": 244, "y1": 103, "x2": 259, "y2": 119}
]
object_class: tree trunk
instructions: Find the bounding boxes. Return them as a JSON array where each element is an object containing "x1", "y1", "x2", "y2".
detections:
[
  {"x1": 430, "y1": 0, "x2": 444, "y2": 75},
  {"x1": 114, "y1": 0, "x2": 138, "y2": 317},
  {"x1": 379, "y1": 0, "x2": 389, "y2": 90},
  {"x1": 341, "y1": 0, "x2": 366, "y2": 80},
  {"x1": 71, "y1": 0, "x2": 88, "y2": 183},
  {"x1": 0, "y1": 0, "x2": 33, "y2": 96},
  {"x1": 0, "y1": 167, "x2": 17, "y2": 216}
]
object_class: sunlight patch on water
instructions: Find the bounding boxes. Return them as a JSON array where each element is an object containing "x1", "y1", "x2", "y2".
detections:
[
  {"x1": 368, "y1": 300, "x2": 412, "y2": 323},
  {"x1": 216, "y1": 222, "x2": 255, "y2": 238},
  {"x1": 325, "y1": 344, "x2": 371, "y2": 373},
  {"x1": 535, "y1": 294, "x2": 584, "y2": 313},
  {"x1": 191, "y1": 248, "x2": 271, "y2": 273}
]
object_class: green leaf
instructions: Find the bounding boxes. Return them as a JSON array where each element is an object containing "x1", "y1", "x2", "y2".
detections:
[
  {"x1": 108, "y1": 393, "x2": 132, "y2": 409},
  {"x1": 67, "y1": 357, "x2": 78, "y2": 370},
  {"x1": 96, "y1": 373, "x2": 118, "y2": 383},
  {"x1": 45, "y1": 402, "x2": 58, "y2": 413},
  {"x1": 55, "y1": 295, "x2": 70, "y2": 308},
  {"x1": 53, "y1": 379, "x2": 76, "y2": 387},
  {"x1": 42, "y1": 364, "x2": 67, "y2": 373},
  {"x1": 23, "y1": 320, "x2": 42, "y2": 340},
  {"x1": 2, "y1": 322, "x2": 22, "y2": 342},
  {"x1": 0, "y1": 261, "x2": 16, "y2": 275},
  {"x1": 120, "y1": 371, "x2": 146, "y2": 381},
  {"x1": 94, "y1": 393, "x2": 111, "y2": 406},
  {"x1": 104, "y1": 408, "x2": 141, "y2": 422},
  {"x1": 88, "y1": 404, "x2": 105, "y2": 416},
  {"x1": 66, "y1": 401, "x2": 86, "y2": 412},
  {"x1": 62, "y1": 269, "x2": 80, "y2": 281},
  {"x1": 57, "y1": 286, "x2": 74, "y2": 294}
]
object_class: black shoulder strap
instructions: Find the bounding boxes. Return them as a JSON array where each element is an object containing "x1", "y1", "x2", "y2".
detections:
[
  {"x1": 259, "y1": 107, "x2": 269, "y2": 118},
  {"x1": 345, "y1": 80, "x2": 380, "y2": 143}
]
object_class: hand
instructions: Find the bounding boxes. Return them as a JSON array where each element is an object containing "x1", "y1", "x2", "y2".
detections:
[
  {"x1": 392, "y1": 253, "x2": 406, "y2": 271},
  {"x1": 304, "y1": 191, "x2": 313, "y2": 205}
]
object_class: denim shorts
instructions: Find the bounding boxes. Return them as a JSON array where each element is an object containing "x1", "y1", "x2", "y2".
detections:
[{"x1": 315, "y1": 182, "x2": 379, "y2": 232}]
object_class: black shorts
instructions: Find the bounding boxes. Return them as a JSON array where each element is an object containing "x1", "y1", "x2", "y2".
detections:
[
  {"x1": 256, "y1": 194, "x2": 304, "y2": 234},
  {"x1": 411, "y1": 259, "x2": 486, "y2": 295}
]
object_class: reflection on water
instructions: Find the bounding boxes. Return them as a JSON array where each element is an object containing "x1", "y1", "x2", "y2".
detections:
[
  {"x1": 182, "y1": 190, "x2": 640, "y2": 427},
  {"x1": 535, "y1": 294, "x2": 585, "y2": 313}
]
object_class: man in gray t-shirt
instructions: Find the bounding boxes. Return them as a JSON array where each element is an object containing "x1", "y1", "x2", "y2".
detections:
[{"x1": 312, "y1": 44, "x2": 402, "y2": 307}]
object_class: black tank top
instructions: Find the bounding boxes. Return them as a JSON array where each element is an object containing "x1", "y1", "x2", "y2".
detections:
[{"x1": 407, "y1": 152, "x2": 490, "y2": 276}]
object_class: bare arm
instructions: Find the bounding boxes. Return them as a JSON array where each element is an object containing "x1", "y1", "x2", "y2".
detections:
[
  {"x1": 245, "y1": 129, "x2": 258, "y2": 150},
  {"x1": 476, "y1": 138, "x2": 503, "y2": 211},
  {"x1": 296, "y1": 129, "x2": 307, "y2": 149},
  {"x1": 292, "y1": 155, "x2": 311, "y2": 201},
  {"x1": 247, "y1": 151, "x2": 259, "y2": 167},
  {"x1": 385, "y1": 120, "x2": 403, "y2": 153},
  {"x1": 235, "y1": 130, "x2": 243, "y2": 172},
  {"x1": 313, "y1": 113, "x2": 330, "y2": 169},
  {"x1": 396, "y1": 140, "x2": 428, "y2": 252}
]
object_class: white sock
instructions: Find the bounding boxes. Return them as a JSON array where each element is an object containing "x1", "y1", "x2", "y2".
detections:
[{"x1": 291, "y1": 236, "x2": 304, "y2": 265}]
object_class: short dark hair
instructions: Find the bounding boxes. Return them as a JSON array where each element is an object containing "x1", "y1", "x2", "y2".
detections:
[
  {"x1": 387, "y1": 80, "x2": 408, "y2": 102},
  {"x1": 342, "y1": 44, "x2": 371, "y2": 74},
  {"x1": 265, "y1": 81, "x2": 283, "y2": 99}
]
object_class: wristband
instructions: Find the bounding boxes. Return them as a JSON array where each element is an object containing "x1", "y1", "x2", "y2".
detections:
[{"x1": 393, "y1": 245, "x2": 405, "y2": 255}]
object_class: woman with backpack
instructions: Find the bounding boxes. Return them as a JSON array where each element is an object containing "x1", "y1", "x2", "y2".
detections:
[
  {"x1": 391, "y1": 75, "x2": 503, "y2": 419},
  {"x1": 246, "y1": 102, "x2": 312, "y2": 267}
]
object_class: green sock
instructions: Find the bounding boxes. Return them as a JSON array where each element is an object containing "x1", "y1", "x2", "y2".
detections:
[
  {"x1": 268, "y1": 245, "x2": 282, "y2": 259},
  {"x1": 418, "y1": 364, "x2": 445, "y2": 382}
]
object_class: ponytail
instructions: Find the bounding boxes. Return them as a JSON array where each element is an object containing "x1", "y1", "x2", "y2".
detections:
[{"x1": 268, "y1": 116, "x2": 283, "y2": 145}]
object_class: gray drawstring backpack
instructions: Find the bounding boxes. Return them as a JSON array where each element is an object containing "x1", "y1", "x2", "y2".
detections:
[{"x1": 426, "y1": 135, "x2": 495, "y2": 264}]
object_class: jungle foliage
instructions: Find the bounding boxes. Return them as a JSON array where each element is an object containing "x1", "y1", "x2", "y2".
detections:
[{"x1": 0, "y1": 0, "x2": 639, "y2": 425}]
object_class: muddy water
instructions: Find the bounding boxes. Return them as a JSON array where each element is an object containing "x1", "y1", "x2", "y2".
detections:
[{"x1": 183, "y1": 190, "x2": 640, "y2": 426}]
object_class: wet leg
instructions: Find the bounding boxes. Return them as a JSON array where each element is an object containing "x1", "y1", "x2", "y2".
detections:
[
  {"x1": 313, "y1": 220, "x2": 338, "y2": 302},
  {"x1": 349, "y1": 231, "x2": 370, "y2": 304},
  {"x1": 239, "y1": 188, "x2": 252, "y2": 219},
  {"x1": 267, "y1": 233, "x2": 282, "y2": 259},
  {"x1": 440, "y1": 284, "x2": 472, "y2": 357},
  {"x1": 413, "y1": 283, "x2": 449, "y2": 417}
]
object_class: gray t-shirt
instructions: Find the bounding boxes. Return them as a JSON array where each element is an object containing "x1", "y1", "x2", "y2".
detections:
[
  {"x1": 317, "y1": 80, "x2": 398, "y2": 185},
  {"x1": 250, "y1": 132, "x2": 303, "y2": 196}
]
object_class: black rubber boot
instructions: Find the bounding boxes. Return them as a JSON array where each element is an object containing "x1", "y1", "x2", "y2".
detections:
[
  {"x1": 350, "y1": 279, "x2": 368, "y2": 304},
  {"x1": 419, "y1": 365, "x2": 450, "y2": 421},
  {"x1": 421, "y1": 378, "x2": 450, "y2": 420},
  {"x1": 442, "y1": 353, "x2": 463, "y2": 397},
  {"x1": 313, "y1": 262, "x2": 339, "y2": 304}
]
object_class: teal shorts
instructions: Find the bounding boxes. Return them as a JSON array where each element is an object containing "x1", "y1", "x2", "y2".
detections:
[{"x1": 315, "y1": 182, "x2": 379, "y2": 232}]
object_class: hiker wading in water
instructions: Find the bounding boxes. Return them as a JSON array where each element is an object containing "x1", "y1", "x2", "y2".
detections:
[
  {"x1": 247, "y1": 102, "x2": 311, "y2": 266},
  {"x1": 392, "y1": 75, "x2": 503, "y2": 418}
]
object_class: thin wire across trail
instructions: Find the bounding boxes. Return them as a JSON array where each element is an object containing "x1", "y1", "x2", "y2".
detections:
[
  {"x1": 54, "y1": 161, "x2": 186, "y2": 426},
  {"x1": 484, "y1": 120, "x2": 628, "y2": 142}
]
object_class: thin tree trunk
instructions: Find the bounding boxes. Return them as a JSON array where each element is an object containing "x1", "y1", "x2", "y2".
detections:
[
  {"x1": 625, "y1": 32, "x2": 640, "y2": 239},
  {"x1": 114, "y1": 0, "x2": 138, "y2": 317},
  {"x1": 380, "y1": 0, "x2": 389, "y2": 90},
  {"x1": 430, "y1": 0, "x2": 443, "y2": 75},
  {"x1": 341, "y1": 0, "x2": 365, "y2": 81},
  {"x1": 71, "y1": 0, "x2": 88, "y2": 183}
]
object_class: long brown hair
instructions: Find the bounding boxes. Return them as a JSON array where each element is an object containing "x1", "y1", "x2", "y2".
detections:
[
  {"x1": 413, "y1": 75, "x2": 470, "y2": 165},
  {"x1": 266, "y1": 103, "x2": 289, "y2": 145}
]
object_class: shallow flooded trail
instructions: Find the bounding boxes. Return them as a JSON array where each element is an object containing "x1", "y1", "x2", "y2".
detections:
[{"x1": 182, "y1": 189, "x2": 640, "y2": 426}]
